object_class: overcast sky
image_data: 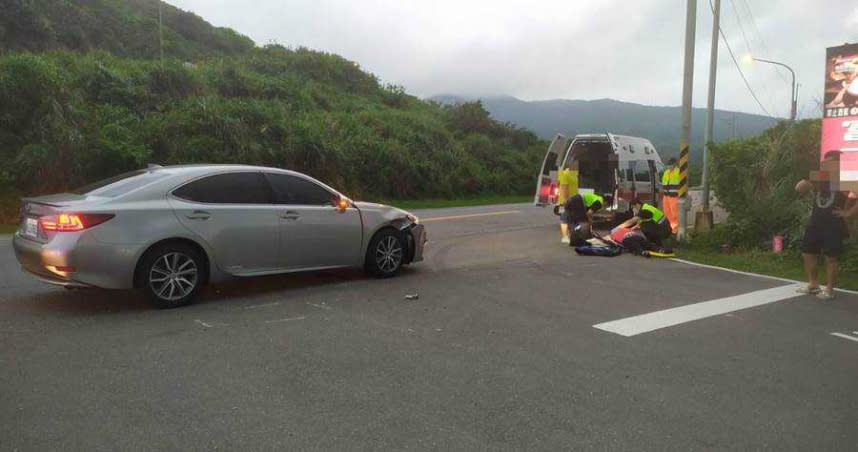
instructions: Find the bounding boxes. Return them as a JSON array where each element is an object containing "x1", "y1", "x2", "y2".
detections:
[{"x1": 169, "y1": 0, "x2": 856, "y2": 119}]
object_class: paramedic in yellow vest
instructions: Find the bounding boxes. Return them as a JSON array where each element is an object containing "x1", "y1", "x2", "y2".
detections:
[
  {"x1": 563, "y1": 192, "x2": 609, "y2": 246},
  {"x1": 557, "y1": 160, "x2": 579, "y2": 244},
  {"x1": 618, "y1": 198, "x2": 672, "y2": 246},
  {"x1": 661, "y1": 158, "x2": 680, "y2": 234}
]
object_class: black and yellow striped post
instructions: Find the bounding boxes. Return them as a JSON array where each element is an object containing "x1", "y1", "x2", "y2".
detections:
[
  {"x1": 677, "y1": 142, "x2": 689, "y2": 198},
  {"x1": 677, "y1": 141, "x2": 690, "y2": 240}
]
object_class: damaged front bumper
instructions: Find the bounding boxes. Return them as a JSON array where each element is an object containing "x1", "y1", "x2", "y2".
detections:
[{"x1": 405, "y1": 223, "x2": 427, "y2": 263}]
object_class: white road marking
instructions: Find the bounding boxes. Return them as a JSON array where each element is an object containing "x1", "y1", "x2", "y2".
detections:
[
  {"x1": 594, "y1": 285, "x2": 801, "y2": 337},
  {"x1": 420, "y1": 210, "x2": 520, "y2": 223},
  {"x1": 265, "y1": 316, "x2": 307, "y2": 324},
  {"x1": 307, "y1": 302, "x2": 332, "y2": 311},
  {"x1": 671, "y1": 258, "x2": 858, "y2": 296},
  {"x1": 243, "y1": 301, "x2": 281, "y2": 310},
  {"x1": 831, "y1": 332, "x2": 858, "y2": 343}
]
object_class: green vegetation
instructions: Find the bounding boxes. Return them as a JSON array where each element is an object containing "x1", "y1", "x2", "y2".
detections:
[
  {"x1": 382, "y1": 195, "x2": 531, "y2": 211},
  {"x1": 707, "y1": 120, "x2": 825, "y2": 248},
  {"x1": 1, "y1": 0, "x2": 254, "y2": 59},
  {"x1": 0, "y1": 2, "x2": 546, "y2": 223},
  {"x1": 684, "y1": 119, "x2": 858, "y2": 288},
  {"x1": 0, "y1": 56, "x2": 545, "y2": 223},
  {"x1": 0, "y1": 224, "x2": 17, "y2": 235},
  {"x1": 678, "y1": 247, "x2": 858, "y2": 291}
]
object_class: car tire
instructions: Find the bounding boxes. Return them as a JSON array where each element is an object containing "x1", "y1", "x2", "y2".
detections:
[
  {"x1": 365, "y1": 229, "x2": 406, "y2": 278},
  {"x1": 139, "y1": 243, "x2": 205, "y2": 309}
]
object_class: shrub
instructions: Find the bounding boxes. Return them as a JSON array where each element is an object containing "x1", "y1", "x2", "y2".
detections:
[
  {"x1": 709, "y1": 120, "x2": 820, "y2": 248},
  {"x1": 0, "y1": 50, "x2": 547, "y2": 204}
]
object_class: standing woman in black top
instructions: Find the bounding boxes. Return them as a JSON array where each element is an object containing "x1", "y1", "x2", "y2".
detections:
[{"x1": 795, "y1": 151, "x2": 858, "y2": 299}]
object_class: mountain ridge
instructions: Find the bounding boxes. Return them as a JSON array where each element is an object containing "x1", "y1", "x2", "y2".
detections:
[{"x1": 429, "y1": 95, "x2": 780, "y2": 161}]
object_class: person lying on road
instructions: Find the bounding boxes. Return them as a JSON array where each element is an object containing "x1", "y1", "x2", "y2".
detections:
[{"x1": 615, "y1": 198, "x2": 672, "y2": 246}]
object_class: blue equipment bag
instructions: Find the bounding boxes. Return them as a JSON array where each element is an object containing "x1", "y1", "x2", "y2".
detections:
[{"x1": 574, "y1": 244, "x2": 622, "y2": 257}]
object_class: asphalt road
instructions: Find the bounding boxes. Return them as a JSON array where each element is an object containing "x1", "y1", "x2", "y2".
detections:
[{"x1": 1, "y1": 203, "x2": 857, "y2": 451}]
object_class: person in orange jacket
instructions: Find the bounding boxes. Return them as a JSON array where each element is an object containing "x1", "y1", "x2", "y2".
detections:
[{"x1": 661, "y1": 158, "x2": 680, "y2": 234}]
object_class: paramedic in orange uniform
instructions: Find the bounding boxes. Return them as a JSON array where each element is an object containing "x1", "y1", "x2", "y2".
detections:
[{"x1": 661, "y1": 158, "x2": 680, "y2": 234}]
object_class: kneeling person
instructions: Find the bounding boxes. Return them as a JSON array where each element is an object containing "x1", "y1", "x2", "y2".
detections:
[
  {"x1": 620, "y1": 198, "x2": 672, "y2": 246},
  {"x1": 564, "y1": 192, "x2": 607, "y2": 245}
]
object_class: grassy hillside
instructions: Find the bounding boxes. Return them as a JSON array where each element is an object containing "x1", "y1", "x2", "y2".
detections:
[
  {"x1": 0, "y1": 0, "x2": 254, "y2": 60},
  {"x1": 0, "y1": 48, "x2": 546, "y2": 221},
  {"x1": 430, "y1": 95, "x2": 779, "y2": 163},
  {"x1": 0, "y1": 1, "x2": 548, "y2": 222}
]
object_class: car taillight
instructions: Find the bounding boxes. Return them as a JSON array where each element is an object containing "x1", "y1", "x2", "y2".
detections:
[{"x1": 40, "y1": 213, "x2": 115, "y2": 232}]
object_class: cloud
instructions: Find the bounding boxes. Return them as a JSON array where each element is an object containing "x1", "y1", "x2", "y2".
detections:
[
  {"x1": 849, "y1": 7, "x2": 858, "y2": 25},
  {"x1": 168, "y1": 0, "x2": 855, "y2": 118}
]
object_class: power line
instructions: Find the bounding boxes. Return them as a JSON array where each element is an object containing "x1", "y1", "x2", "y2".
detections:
[
  {"x1": 726, "y1": 0, "x2": 782, "y2": 114},
  {"x1": 728, "y1": 0, "x2": 753, "y2": 55},
  {"x1": 737, "y1": 0, "x2": 792, "y2": 85},
  {"x1": 738, "y1": 0, "x2": 764, "y2": 49},
  {"x1": 708, "y1": 0, "x2": 774, "y2": 117}
]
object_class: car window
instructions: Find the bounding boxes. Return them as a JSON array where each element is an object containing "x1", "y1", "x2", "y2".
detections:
[
  {"x1": 173, "y1": 172, "x2": 271, "y2": 204},
  {"x1": 618, "y1": 164, "x2": 633, "y2": 183},
  {"x1": 73, "y1": 170, "x2": 170, "y2": 197},
  {"x1": 265, "y1": 173, "x2": 336, "y2": 206},
  {"x1": 634, "y1": 162, "x2": 651, "y2": 182}
]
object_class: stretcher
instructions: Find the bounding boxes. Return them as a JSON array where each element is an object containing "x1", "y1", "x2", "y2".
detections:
[{"x1": 641, "y1": 250, "x2": 676, "y2": 258}]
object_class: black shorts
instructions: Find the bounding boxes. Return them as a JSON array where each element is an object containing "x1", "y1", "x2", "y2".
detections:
[
  {"x1": 640, "y1": 220, "x2": 671, "y2": 245},
  {"x1": 564, "y1": 195, "x2": 587, "y2": 225},
  {"x1": 801, "y1": 219, "x2": 846, "y2": 257}
]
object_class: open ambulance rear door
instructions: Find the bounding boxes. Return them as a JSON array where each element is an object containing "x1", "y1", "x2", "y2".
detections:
[{"x1": 534, "y1": 134, "x2": 570, "y2": 206}]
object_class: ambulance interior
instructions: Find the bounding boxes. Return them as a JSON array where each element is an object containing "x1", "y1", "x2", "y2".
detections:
[{"x1": 566, "y1": 140, "x2": 618, "y2": 196}]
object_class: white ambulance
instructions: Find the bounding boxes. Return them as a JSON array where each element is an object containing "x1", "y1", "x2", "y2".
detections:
[{"x1": 534, "y1": 133, "x2": 666, "y2": 223}]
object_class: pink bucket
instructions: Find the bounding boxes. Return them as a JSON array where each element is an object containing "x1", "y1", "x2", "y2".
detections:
[{"x1": 773, "y1": 235, "x2": 784, "y2": 254}]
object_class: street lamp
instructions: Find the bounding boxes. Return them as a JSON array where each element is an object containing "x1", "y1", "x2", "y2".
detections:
[{"x1": 748, "y1": 56, "x2": 797, "y2": 121}]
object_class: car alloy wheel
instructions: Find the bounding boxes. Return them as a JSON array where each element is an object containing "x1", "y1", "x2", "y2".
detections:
[
  {"x1": 149, "y1": 252, "x2": 199, "y2": 302},
  {"x1": 376, "y1": 235, "x2": 403, "y2": 274}
]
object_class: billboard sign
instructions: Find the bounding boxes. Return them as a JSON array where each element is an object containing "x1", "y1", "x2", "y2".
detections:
[{"x1": 822, "y1": 43, "x2": 858, "y2": 191}]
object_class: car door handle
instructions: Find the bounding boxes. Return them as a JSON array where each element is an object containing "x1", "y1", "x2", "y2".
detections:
[
  {"x1": 186, "y1": 210, "x2": 211, "y2": 220},
  {"x1": 281, "y1": 210, "x2": 300, "y2": 220}
]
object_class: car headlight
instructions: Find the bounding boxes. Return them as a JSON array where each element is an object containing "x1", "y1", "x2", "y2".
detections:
[{"x1": 406, "y1": 214, "x2": 419, "y2": 224}]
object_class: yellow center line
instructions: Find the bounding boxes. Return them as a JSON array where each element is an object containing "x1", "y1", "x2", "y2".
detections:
[{"x1": 420, "y1": 210, "x2": 521, "y2": 223}]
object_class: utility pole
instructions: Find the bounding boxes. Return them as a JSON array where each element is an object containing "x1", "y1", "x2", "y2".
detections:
[
  {"x1": 698, "y1": 0, "x2": 719, "y2": 232},
  {"x1": 677, "y1": 0, "x2": 697, "y2": 241},
  {"x1": 732, "y1": 113, "x2": 737, "y2": 137},
  {"x1": 719, "y1": 116, "x2": 736, "y2": 138},
  {"x1": 158, "y1": 1, "x2": 164, "y2": 60}
]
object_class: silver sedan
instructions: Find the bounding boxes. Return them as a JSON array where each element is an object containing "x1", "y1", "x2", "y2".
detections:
[{"x1": 13, "y1": 165, "x2": 427, "y2": 308}]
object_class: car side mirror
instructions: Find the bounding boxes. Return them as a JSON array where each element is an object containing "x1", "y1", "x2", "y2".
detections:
[{"x1": 335, "y1": 197, "x2": 350, "y2": 212}]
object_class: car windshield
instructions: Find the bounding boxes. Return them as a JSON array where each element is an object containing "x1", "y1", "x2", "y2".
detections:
[{"x1": 72, "y1": 170, "x2": 169, "y2": 197}]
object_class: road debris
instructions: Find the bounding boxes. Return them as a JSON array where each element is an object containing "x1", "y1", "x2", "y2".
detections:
[{"x1": 404, "y1": 293, "x2": 419, "y2": 300}]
